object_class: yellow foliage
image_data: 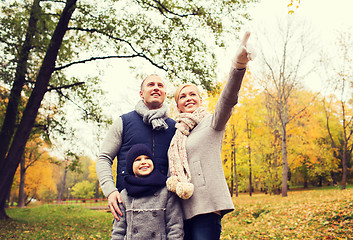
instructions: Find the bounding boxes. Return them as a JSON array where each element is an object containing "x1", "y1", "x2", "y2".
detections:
[{"x1": 13, "y1": 135, "x2": 58, "y2": 200}]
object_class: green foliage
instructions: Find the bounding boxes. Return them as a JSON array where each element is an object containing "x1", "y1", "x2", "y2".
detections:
[
  {"x1": 0, "y1": 0, "x2": 254, "y2": 161},
  {"x1": 71, "y1": 180, "x2": 95, "y2": 199}
]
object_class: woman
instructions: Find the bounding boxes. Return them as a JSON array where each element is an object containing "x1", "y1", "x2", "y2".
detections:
[{"x1": 167, "y1": 32, "x2": 255, "y2": 240}]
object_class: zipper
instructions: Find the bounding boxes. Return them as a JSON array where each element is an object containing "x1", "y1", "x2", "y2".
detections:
[{"x1": 152, "y1": 131, "x2": 155, "y2": 157}]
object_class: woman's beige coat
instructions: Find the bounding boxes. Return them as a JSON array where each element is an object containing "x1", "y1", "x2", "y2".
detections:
[{"x1": 180, "y1": 68, "x2": 246, "y2": 220}]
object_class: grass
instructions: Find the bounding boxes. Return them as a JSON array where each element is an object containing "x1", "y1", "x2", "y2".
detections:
[
  {"x1": 0, "y1": 205, "x2": 112, "y2": 239},
  {"x1": 222, "y1": 187, "x2": 353, "y2": 239},
  {"x1": 1, "y1": 186, "x2": 352, "y2": 239}
]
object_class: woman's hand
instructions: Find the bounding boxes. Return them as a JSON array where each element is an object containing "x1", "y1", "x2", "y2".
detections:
[{"x1": 233, "y1": 31, "x2": 256, "y2": 69}]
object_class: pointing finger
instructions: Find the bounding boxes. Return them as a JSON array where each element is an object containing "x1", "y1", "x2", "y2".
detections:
[{"x1": 241, "y1": 31, "x2": 251, "y2": 46}]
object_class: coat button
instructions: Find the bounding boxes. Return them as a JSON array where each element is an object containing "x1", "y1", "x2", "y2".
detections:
[
  {"x1": 152, "y1": 211, "x2": 158, "y2": 217},
  {"x1": 151, "y1": 232, "x2": 156, "y2": 238},
  {"x1": 133, "y1": 228, "x2": 138, "y2": 234}
]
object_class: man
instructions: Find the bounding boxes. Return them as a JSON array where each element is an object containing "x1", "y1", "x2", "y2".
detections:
[{"x1": 96, "y1": 74, "x2": 176, "y2": 221}]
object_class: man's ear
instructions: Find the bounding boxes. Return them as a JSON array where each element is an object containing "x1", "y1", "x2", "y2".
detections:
[{"x1": 139, "y1": 90, "x2": 143, "y2": 98}]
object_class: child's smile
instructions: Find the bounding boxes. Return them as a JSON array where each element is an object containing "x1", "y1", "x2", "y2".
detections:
[{"x1": 133, "y1": 155, "x2": 154, "y2": 177}]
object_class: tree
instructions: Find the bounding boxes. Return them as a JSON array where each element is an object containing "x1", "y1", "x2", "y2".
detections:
[
  {"x1": 208, "y1": 71, "x2": 266, "y2": 195},
  {"x1": 287, "y1": 90, "x2": 340, "y2": 188},
  {"x1": 0, "y1": 0, "x2": 77, "y2": 219},
  {"x1": 321, "y1": 31, "x2": 353, "y2": 190},
  {"x1": 17, "y1": 136, "x2": 50, "y2": 207},
  {"x1": 255, "y1": 15, "x2": 317, "y2": 197},
  {"x1": 0, "y1": 0, "x2": 254, "y2": 219},
  {"x1": 71, "y1": 180, "x2": 95, "y2": 200}
]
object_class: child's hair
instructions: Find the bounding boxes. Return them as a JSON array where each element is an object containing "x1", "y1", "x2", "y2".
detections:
[{"x1": 125, "y1": 144, "x2": 153, "y2": 175}]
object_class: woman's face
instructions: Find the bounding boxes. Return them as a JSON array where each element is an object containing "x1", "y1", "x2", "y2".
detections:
[{"x1": 177, "y1": 86, "x2": 202, "y2": 113}]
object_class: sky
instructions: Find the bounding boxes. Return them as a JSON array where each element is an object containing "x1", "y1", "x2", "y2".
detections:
[
  {"x1": 99, "y1": 0, "x2": 353, "y2": 115},
  {"x1": 67, "y1": 0, "x2": 353, "y2": 158}
]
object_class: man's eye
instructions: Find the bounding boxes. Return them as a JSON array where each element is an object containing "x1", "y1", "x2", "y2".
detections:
[{"x1": 180, "y1": 95, "x2": 185, "y2": 99}]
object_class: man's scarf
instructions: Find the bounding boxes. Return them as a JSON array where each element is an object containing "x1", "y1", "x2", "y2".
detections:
[{"x1": 135, "y1": 100, "x2": 169, "y2": 130}]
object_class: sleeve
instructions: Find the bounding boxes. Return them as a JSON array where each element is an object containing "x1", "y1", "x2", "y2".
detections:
[
  {"x1": 111, "y1": 201, "x2": 127, "y2": 239},
  {"x1": 165, "y1": 192, "x2": 184, "y2": 239},
  {"x1": 96, "y1": 117, "x2": 123, "y2": 197},
  {"x1": 211, "y1": 68, "x2": 246, "y2": 131}
]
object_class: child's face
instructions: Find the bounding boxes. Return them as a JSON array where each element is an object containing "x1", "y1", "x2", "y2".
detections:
[{"x1": 132, "y1": 155, "x2": 154, "y2": 177}]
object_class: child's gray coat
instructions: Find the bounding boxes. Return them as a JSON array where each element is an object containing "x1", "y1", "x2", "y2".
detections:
[{"x1": 111, "y1": 187, "x2": 184, "y2": 240}]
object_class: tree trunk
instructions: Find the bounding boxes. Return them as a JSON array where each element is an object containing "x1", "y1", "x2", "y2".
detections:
[
  {"x1": 234, "y1": 145, "x2": 238, "y2": 197},
  {"x1": 303, "y1": 173, "x2": 308, "y2": 188},
  {"x1": 274, "y1": 130, "x2": 279, "y2": 191},
  {"x1": 246, "y1": 121, "x2": 252, "y2": 196},
  {"x1": 281, "y1": 126, "x2": 288, "y2": 197},
  {"x1": 0, "y1": 0, "x2": 40, "y2": 169},
  {"x1": 248, "y1": 145, "x2": 252, "y2": 196},
  {"x1": 0, "y1": 0, "x2": 77, "y2": 220},
  {"x1": 58, "y1": 167, "x2": 68, "y2": 202},
  {"x1": 341, "y1": 101, "x2": 348, "y2": 190},
  {"x1": 230, "y1": 152, "x2": 234, "y2": 197},
  {"x1": 95, "y1": 180, "x2": 100, "y2": 199},
  {"x1": 230, "y1": 126, "x2": 235, "y2": 197},
  {"x1": 341, "y1": 142, "x2": 348, "y2": 190},
  {"x1": 18, "y1": 156, "x2": 26, "y2": 207}
]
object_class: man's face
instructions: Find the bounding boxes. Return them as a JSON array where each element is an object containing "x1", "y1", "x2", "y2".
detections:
[{"x1": 139, "y1": 75, "x2": 166, "y2": 110}]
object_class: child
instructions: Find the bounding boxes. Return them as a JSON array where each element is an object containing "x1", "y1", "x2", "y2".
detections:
[{"x1": 111, "y1": 143, "x2": 184, "y2": 240}]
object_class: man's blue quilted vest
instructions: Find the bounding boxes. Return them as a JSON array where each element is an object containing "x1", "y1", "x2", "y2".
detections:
[{"x1": 116, "y1": 111, "x2": 176, "y2": 191}]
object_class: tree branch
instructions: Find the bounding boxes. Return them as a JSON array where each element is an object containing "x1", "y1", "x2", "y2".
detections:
[
  {"x1": 137, "y1": 0, "x2": 199, "y2": 18},
  {"x1": 47, "y1": 81, "x2": 85, "y2": 92},
  {"x1": 63, "y1": 27, "x2": 170, "y2": 72},
  {"x1": 54, "y1": 55, "x2": 139, "y2": 71}
]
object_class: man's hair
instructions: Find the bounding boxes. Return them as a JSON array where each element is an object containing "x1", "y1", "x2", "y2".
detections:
[{"x1": 140, "y1": 74, "x2": 161, "y2": 90}]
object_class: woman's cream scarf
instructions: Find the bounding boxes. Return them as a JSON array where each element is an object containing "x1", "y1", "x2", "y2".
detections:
[{"x1": 167, "y1": 107, "x2": 208, "y2": 199}]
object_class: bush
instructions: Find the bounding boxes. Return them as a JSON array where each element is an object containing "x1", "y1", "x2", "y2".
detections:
[{"x1": 71, "y1": 181, "x2": 95, "y2": 199}]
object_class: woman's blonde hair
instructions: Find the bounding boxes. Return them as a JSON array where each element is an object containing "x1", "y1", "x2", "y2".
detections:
[{"x1": 174, "y1": 83, "x2": 201, "y2": 104}]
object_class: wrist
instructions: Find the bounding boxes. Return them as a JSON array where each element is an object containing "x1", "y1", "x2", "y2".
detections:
[{"x1": 234, "y1": 62, "x2": 247, "y2": 70}]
